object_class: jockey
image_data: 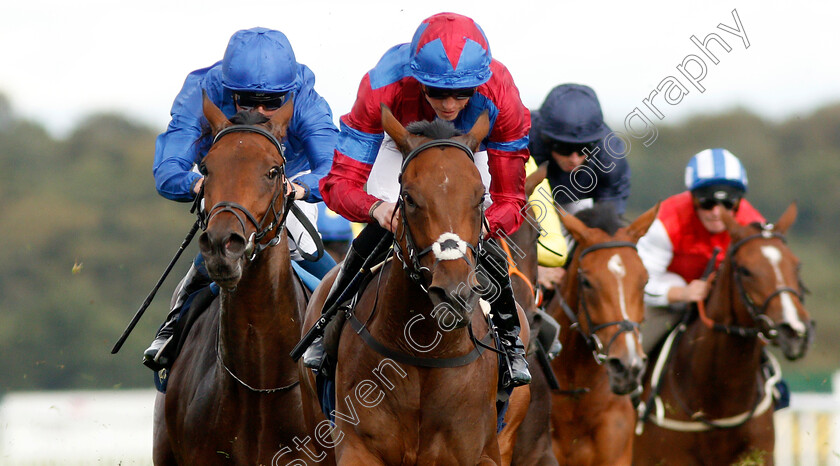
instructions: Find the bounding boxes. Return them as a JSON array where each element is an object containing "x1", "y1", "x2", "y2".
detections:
[
  {"x1": 637, "y1": 148, "x2": 765, "y2": 352},
  {"x1": 306, "y1": 12, "x2": 532, "y2": 387},
  {"x1": 529, "y1": 83, "x2": 629, "y2": 289},
  {"x1": 144, "y1": 27, "x2": 339, "y2": 371}
]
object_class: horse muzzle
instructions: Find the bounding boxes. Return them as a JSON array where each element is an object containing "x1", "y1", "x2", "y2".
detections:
[
  {"x1": 774, "y1": 320, "x2": 815, "y2": 361},
  {"x1": 198, "y1": 229, "x2": 247, "y2": 288}
]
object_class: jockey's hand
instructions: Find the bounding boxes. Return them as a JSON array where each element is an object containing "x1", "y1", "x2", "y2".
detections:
[
  {"x1": 679, "y1": 277, "x2": 713, "y2": 303},
  {"x1": 193, "y1": 177, "x2": 205, "y2": 195},
  {"x1": 285, "y1": 180, "x2": 306, "y2": 200},
  {"x1": 372, "y1": 201, "x2": 399, "y2": 233},
  {"x1": 538, "y1": 266, "x2": 565, "y2": 291}
]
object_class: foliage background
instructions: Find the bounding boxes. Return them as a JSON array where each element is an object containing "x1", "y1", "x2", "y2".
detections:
[{"x1": 0, "y1": 94, "x2": 836, "y2": 393}]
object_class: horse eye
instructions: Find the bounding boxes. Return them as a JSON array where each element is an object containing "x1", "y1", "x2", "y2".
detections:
[
  {"x1": 581, "y1": 276, "x2": 593, "y2": 289},
  {"x1": 738, "y1": 266, "x2": 752, "y2": 277},
  {"x1": 267, "y1": 167, "x2": 280, "y2": 180},
  {"x1": 198, "y1": 163, "x2": 208, "y2": 176},
  {"x1": 403, "y1": 193, "x2": 416, "y2": 208}
]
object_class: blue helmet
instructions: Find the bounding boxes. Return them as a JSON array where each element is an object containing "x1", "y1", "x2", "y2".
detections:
[
  {"x1": 222, "y1": 27, "x2": 299, "y2": 93},
  {"x1": 409, "y1": 13, "x2": 492, "y2": 88},
  {"x1": 538, "y1": 84, "x2": 611, "y2": 143},
  {"x1": 685, "y1": 148, "x2": 748, "y2": 193}
]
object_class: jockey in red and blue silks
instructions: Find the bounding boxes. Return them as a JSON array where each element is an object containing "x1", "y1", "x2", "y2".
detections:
[
  {"x1": 144, "y1": 27, "x2": 339, "y2": 371},
  {"x1": 306, "y1": 12, "x2": 532, "y2": 388}
]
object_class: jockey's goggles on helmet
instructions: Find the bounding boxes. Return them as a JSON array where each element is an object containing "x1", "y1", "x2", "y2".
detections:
[
  {"x1": 423, "y1": 85, "x2": 476, "y2": 100},
  {"x1": 693, "y1": 185, "x2": 742, "y2": 210},
  {"x1": 548, "y1": 140, "x2": 598, "y2": 157},
  {"x1": 234, "y1": 91, "x2": 288, "y2": 111}
]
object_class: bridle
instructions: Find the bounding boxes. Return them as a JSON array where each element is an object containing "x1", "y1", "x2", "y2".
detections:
[
  {"x1": 393, "y1": 139, "x2": 485, "y2": 292},
  {"x1": 195, "y1": 124, "x2": 294, "y2": 262},
  {"x1": 558, "y1": 241, "x2": 641, "y2": 364},
  {"x1": 710, "y1": 225, "x2": 805, "y2": 340}
]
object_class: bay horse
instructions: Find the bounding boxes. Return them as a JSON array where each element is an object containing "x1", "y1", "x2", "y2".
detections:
[
  {"x1": 152, "y1": 95, "x2": 310, "y2": 464},
  {"x1": 299, "y1": 106, "x2": 505, "y2": 465},
  {"x1": 633, "y1": 202, "x2": 814, "y2": 465},
  {"x1": 547, "y1": 204, "x2": 659, "y2": 465}
]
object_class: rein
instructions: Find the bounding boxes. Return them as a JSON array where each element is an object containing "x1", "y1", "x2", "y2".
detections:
[{"x1": 559, "y1": 241, "x2": 641, "y2": 365}]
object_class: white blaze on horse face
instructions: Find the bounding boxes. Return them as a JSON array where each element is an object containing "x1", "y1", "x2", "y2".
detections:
[
  {"x1": 760, "y1": 245, "x2": 806, "y2": 333},
  {"x1": 431, "y1": 232, "x2": 468, "y2": 261},
  {"x1": 608, "y1": 254, "x2": 639, "y2": 359}
]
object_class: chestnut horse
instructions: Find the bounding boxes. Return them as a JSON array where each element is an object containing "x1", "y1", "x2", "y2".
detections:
[
  {"x1": 300, "y1": 106, "x2": 506, "y2": 465},
  {"x1": 547, "y1": 204, "x2": 658, "y2": 465},
  {"x1": 634, "y1": 203, "x2": 814, "y2": 465},
  {"x1": 152, "y1": 95, "x2": 310, "y2": 464}
]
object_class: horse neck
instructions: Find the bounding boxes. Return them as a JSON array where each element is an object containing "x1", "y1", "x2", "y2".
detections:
[
  {"x1": 677, "y1": 260, "x2": 763, "y2": 404},
  {"x1": 374, "y1": 257, "x2": 477, "y2": 357},
  {"x1": 219, "y1": 237, "x2": 301, "y2": 382}
]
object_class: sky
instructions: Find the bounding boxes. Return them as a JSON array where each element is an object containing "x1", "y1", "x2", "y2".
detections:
[{"x1": 1, "y1": 1, "x2": 839, "y2": 137}]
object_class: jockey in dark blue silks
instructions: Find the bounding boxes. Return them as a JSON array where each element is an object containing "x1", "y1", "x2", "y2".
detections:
[
  {"x1": 530, "y1": 83, "x2": 630, "y2": 217},
  {"x1": 144, "y1": 27, "x2": 339, "y2": 371}
]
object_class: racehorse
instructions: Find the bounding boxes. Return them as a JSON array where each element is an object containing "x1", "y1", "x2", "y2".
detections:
[
  {"x1": 547, "y1": 204, "x2": 659, "y2": 465},
  {"x1": 634, "y1": 203, "x2": 814, "y2": 465},
  {"x1": 299, "y1": 106, "x2": 505, "y2": 464},
  {"x1": 153, "y1": 95, "x2": 310, "y2": 464}
]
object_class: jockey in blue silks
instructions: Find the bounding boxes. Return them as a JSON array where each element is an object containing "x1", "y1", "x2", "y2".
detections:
[{"x1": 144, "y1": 27, "x2": 339, "y2": 371}]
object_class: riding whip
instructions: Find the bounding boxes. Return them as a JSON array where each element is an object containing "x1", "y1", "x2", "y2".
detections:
[{"x1": 111, "y1": 219, "x2": 201, "y2": 354}]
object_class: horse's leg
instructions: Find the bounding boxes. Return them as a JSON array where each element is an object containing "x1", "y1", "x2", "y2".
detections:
[
  {"x1": 497, "y1": 303, "x2": 532, "y2": 465},
  {"x1": 497, "y1": 385, "x2": 530, "y2": 466},
  {"x1": 335, "y1": 437, "x2": 385, "y2": 466},
  {"x1": 152, "y1": 392, "x2": 176, "y2": 465}
]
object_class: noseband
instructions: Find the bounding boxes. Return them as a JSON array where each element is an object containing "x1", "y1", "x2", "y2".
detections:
[
  {"x1": 559, "y1": 241, "x2": 641, "y2": 364},
  {"x1": 717, "y1": 226, "x2": 805, "y2": 339},
  {"x1": 197, "y1": 124, "x2": 293, "y2": 261},
  {"x1": 394, "y1": 139, "x2": 485, "y2": 291}
]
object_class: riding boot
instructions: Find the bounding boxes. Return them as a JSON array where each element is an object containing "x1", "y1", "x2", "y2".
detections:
[
  {"x1": 481, "y1": 242, "x2": 531, "y2": 388},
  {"x1": 302, "y1": 245, "x2": 366, "y2": 369},
  {"x1": 143, "y1": 262, "x2": 210, "y2": 371}
]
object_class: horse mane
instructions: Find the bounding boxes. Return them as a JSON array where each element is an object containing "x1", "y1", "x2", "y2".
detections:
[
  {"x1": 574, "y1": 203, "x2": 625, "y2": 235},
  {"x1": 406, "y1": 119, "x2": 463, "y2": 139}
]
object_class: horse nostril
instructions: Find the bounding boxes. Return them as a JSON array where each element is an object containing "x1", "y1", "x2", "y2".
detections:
[
  {"x1": 198, "y1": 232, "x2": 213, "y2": 255},
  {"x1": 606, "y1": 357, "x2": 626, "y2": 375},
  {"x1": 428, "y1": 286, "x2": 449, "y2": 304},
  {"x1": 225, "y1": 233, "x2": 247, "y2": 257}
]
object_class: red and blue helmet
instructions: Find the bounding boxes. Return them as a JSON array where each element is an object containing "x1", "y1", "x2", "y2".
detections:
[
  {"x1": 222, "y1": 27, "x2": 298, "y2": 94},
  {"x1": 409, "y1": 13, "x2": 493, "y2": 88}
]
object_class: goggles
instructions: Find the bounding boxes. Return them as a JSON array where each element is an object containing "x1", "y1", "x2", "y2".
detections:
[
  {"x1": 548, "y1": 140, "x2": 598, "y2": 157},
  {"x1": 234, "y1": 92, "x2": 288, "y2": 111},
  {"x1": 423, "y1": 86, "x2": 476, "y2": 100},
  {"x1": 696, "y1": 196, "x2": 740, "y2": 210}
]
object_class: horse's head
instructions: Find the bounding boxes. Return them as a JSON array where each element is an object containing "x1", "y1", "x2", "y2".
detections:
[
  {"x1": 196, "y1": 93, "x2": 294, "y2": 289},
  {"x1": 720, "y1": 202, "x2": 814, "y2": 360},
  {"x1": 562, "y1": 204, "x2": 659, "y2": 395},
  {"x1": 381, "y1": 105, "x2": 489, "y2": 328}
]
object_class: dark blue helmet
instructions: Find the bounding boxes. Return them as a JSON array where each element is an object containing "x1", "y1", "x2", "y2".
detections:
[{"x1": 538, "y1": 84, "x2": 610, "y2": 144}]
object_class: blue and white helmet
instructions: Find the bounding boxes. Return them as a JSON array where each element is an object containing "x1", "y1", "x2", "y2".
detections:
[{"x1": 685, "y1": 148, "x2": 748, "y2": 193}]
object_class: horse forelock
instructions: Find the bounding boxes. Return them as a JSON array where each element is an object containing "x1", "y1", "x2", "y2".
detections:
[
  {"x1": 406, "y1": 119, "x2": 462, "y2": 140},
  {"x1": 575, "y1": 204, "x2": 625, "y2": 235}
]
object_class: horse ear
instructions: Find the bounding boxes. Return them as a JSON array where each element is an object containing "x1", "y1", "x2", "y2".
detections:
[
  {"x1": 624, "y1": 202, "x2": 660, "y2": 243},
  {"x1": 560, "y1": 211, "x2": 590, "y2": 246},
  {"x1": 459, "y1": 110, "x2": 491, "y2": 152},
  {"x1": 775, "y1": 201, "x2": 798, "y2": 234},
  {"x1": 202, "y1": 90, "x2": 230, "y2": 135},
  {"x1": 266, "y1": 97, "x2": 295, "y2": 141},
  {"x1": 381, "y1": 103, "x2": 424, "y2": 156}
]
